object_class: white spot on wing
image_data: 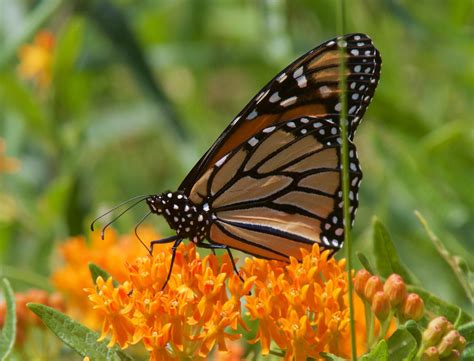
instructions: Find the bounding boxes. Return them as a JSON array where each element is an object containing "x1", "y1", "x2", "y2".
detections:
[
  {"x1": 280, "y1": 96, "x2": 297, "y2": 107},
  {"x1": 246, "y1": 109, "x2": 258, "y2": 120},
  {"x1": 296, "y1": 75, "x2": 307, "y2": 88},
  {"x1": 215, "y1": 154, "x2": 229, "y2": 167},
  {"x1": 263, "y1": 126, "x2": 276, "y2": 133},
  {"x1": 277, "y1": 73, "x2": 287, "y2": 83},
  {"x1": 293, "y1": 66, "x2": 303, "y2": 78},
  {"x1": 248, "y1": 137, "x2": 259, "y2": 147},
  {"x1": 269, "y1": 92, "x2": 281, "y2": 103}
]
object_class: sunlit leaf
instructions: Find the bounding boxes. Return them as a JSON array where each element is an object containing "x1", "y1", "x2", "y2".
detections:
[{"x1": 27, "y1": 304, "x2": 134, "y2": 361}]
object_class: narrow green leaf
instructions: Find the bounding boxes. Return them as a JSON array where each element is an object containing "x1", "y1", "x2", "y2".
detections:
[
  {"x1": 27, "y1": 304, "x2": 134, "y2": 361},
  {"x1": 88, "y1": 263, "x2": 118, "y2": 287},
  {"x1": 386, "y1": 328, "x2": 418, "y2": 361},
  {"x1": 372, "y1": 217, "x2": 419, "y2": 285},
  {"x1": 0, "y1": 279, "x2": 16, "y2": 361},
  {"x1": 357, "y1": 251, "x2": 375, "y2": 274},
  {"x1": 360, "y1": 339, "x2": 389, "y2": 360},
  {"x1": 415, "y1": 211, "x2": 474, "y2": 304},
  {"x1": 407, "y1": 286, "x2": 472, "y2": 326},
  {"x1": 462, "y1": 342, "x2": 474, "y2": 361}
]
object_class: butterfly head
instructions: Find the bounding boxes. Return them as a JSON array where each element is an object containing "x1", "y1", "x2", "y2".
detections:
[{"x1": 146, "y1": 191, "x2": 210, "y2": 242}]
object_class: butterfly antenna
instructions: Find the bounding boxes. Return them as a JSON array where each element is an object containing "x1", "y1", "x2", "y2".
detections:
[
  {"x1": 99, "y1": 198, "x2": 148, "y2": 240},
  {"x1": 90, "y1": 194, "x2": 149, "y2": 231},
  {"x1": 134, "y1": 211, "x2": 153, "y2": 254}
]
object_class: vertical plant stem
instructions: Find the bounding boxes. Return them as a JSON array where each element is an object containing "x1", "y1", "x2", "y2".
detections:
[{"x1": 337, "y1": 0, "x2": 357, "y2": 359}]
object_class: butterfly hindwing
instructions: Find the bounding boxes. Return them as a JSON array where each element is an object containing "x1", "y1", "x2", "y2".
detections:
[
  {"x1": 179, "y1": 33, "x2": 380, "y2": 194},
  {"x1": 189, "y1": 115, "x2": 362, "y2": 261}
]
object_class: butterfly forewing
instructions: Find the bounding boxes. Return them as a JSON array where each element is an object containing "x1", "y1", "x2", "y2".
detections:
[
  {"x1": 189, "y1": 115, "x2": 362, "y2": 260},
  {"x1": 179, "y1": 33, "x2": 380, "y2": 194}
]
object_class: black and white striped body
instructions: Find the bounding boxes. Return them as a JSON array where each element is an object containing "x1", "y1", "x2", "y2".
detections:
[{"x1": 146, "y1": 192, "x2": 211, "y2": 243}]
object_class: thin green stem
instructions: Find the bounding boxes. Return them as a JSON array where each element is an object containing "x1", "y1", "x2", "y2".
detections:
[{"x1": 337, "y1": 0, "x2": 357, "y2": 360}]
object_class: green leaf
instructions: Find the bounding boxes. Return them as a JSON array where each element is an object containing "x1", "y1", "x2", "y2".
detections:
[
  {"x1": 372, "y1": 217, "x2": 419, "y2": 285},
  {"x1": 386, "y1": 327, "x2": 418, "y2": 361},
  {"x1": 320, "y1": 352, "x2": 346, "y2": 360},
  {"x1": 404, "y1": 320, "x2": 422, "y2": 347},
  {"x1": 407, "y1": 286, "x2": 472, "y2": 326},
  {"x1": 0, "y1": 279, "x2": 16, "y2": 361},
  {"x1": 27, "y1": 304, "x2": 134, "y2": 361},
  {"x1": 360, "y1": 339, "x2": 389, "y2": 360},
  {"x1": 459, "y1": 321, "x2": 474, "y2": 342},
  {"x1": 357, "y1": 251, "x2": 375, "y2": 274},
  {"x1": 462, "y1": 342, "x2": 474, "y2": 361},
  {"x1": 88, "y1": 263, "x2": 118, "y2": 287}
]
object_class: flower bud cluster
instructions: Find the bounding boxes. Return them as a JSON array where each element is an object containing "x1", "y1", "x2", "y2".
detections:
[
  {"x1": 420, "y1": 317, "x2": 466, "y2": 360},
  {"x1": 354, "y1": 271, "x2": 424, "y2": 321},
  {"x1": 0, "y1": 289, "x2": 64, "y2": 345}
]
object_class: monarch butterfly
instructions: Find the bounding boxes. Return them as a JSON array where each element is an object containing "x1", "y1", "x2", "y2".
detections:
[{"x1": 92, "y1": 33, "x2": 381, "y2": 288}]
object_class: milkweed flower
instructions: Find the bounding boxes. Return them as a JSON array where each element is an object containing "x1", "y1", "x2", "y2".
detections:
[
  {"x1": 86, "y1": 242, "x2": 251, "y2": 360},
  {"x1": 17, "y1": 30, "x2": 55, "y2": 89},
  {"x1": 51, "y1": 227, "x2": 159, "y2": 329},
  {"x1": 86, "y1": 240, "x2": 373, "y2": 360}
]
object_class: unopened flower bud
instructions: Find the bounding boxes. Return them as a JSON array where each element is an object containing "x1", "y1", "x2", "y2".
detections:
[
  {"x1": 421, "y1": 346, "x2": 439, "y2": 361},
  {"x1": 354, "y1": 269, "x2": 371, "y2": 298},
  {"x1": 402, "y1": 293, "x2": 424, "y2": 320},
  {"x1": 371, "y1": 291, "x2": 390, "y2": 320},
  {"x1": 422, "y1": 316, "x2": 450, "y2": 347},
  {"x1": 383, "y1": 274, "x2": 407, "y2": 307},
  {"x1": 438, "y1": 330, "x2": 460, "y2": 357},
  {"x1": 456, "y1": 335, "x2": 466, "y2": 353},
  {"x1": 364, "y1": 276, "x2": 383, "y2": 303},
  {"x1": 441, "y1": 349, "x2": 461, "y2": 361}
]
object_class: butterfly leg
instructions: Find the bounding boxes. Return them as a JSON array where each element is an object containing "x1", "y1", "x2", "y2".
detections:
[
  {"x1": 197, "y1": 243, "x2": 245, "y2": 284},
  {"x1": 149, "y1": 235, "x2": 180, "y2": 255},
  {"x1": 161, "y1": 238, "x2": 183, "y2": 290}
]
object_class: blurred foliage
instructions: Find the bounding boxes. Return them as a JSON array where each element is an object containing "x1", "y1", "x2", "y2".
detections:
[{"x1": 0, "y1": 0, "x2": 472, "y2": 331}]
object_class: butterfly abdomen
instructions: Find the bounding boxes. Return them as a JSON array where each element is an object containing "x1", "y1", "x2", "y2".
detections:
[{"x1": 146, "y1": 192, "x2": 211, "y2": 243}]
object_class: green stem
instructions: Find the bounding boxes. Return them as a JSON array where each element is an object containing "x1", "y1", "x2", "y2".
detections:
[
  {"x1": 375, "y1": 309, "x2": 394, "y2": 343},
  {"x1": 337, "y1": 0, "x2": 357, "y2": 360},
  {"x1": 366, "y1": 304, "x2": 375, "y2": 348},
  {"x1": 0, "y1": 0, "x2": 64, "y2": 68}
]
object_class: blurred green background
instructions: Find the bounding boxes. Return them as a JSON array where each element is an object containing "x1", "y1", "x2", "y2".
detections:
[{"x1": 0, "y1": 0, "x2": 472, "y2": 313}]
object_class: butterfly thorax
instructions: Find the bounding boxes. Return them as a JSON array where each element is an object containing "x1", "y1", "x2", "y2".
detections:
[{"x1": 146, "y1": 191, "x2": 211, "y2": 243}]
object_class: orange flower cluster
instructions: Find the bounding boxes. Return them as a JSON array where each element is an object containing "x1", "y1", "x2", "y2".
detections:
[
  {"x1": 241, "y1": 246, "x2": 361, "y2": 360},
  {"x1": 86, "y1": 241, "x2": 366, "y2": 360},
  {"x1": 87, "y1": 243, "x2": 251, "y2": 360},
  {"x1": 51, "y1": 227, "x2": 157, "y2": 328},
  {"x1": 17, "y1": 30, "x2": 55, "y2": 89},
  {"x1": 0, "y1": 289, "x2": 64, "y2": 345}
]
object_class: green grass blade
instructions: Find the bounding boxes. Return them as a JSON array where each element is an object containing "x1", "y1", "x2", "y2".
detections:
[
  {"x1": 415, "y1": 211, "x2": 474, "y2": 304},
  {"x1": 27, "y1": 303, "x2": 134, "y2": 361},
  {"x1": 0, "y1": 279, "x2": 16, "y2": 361}
]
